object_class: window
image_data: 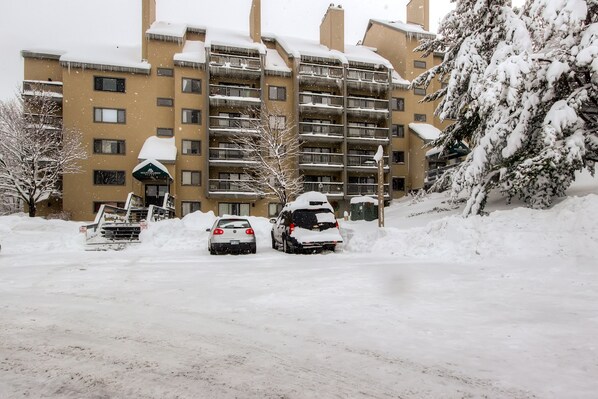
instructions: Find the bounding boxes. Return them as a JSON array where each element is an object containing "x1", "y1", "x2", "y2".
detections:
[
  {"x1": 157, "y1": 68, "x2": 174, "y2": 77},
  {"x1": 93, "y1": 139, "x2": 125, "y2": 155},
  {"x1": 414, "y1": 87, "x2": 426, "y2": 96},
  {"x1": 414, "y1": 113, "x2": 427, "y2": 122},
  {"x1": 269, "y1": 203, "x2": 283, "y2": 218},
  {"x1": 182, "y1": 78, "x2": 201, "y2": 94},
  {"x1": 157, "y1": 127, "x2": 173, "y2": 137},
  {"x1": 414, "y1": 60, "x2": 427, "y2": 69},
  {"x1": 392, "y1": 151, "x2": 405, "y2": 164},
  {"x1": 93, "y1": 201, "x2": 125, "y2": 213},
  {"x1": 182, "y1": 201, "x2": 201, "y2": 216},
  {"x1": 94, "y1": 108, "x2": 125, "y2": 124},
  {"x1": 392, "y1": 124, "x2": 405, "y2": 138},
  {"x1": 94, "y1": 170, "x2": 125, "y2": 185},
  {"x1": 94, "y1": 77, "x2": 125, "y2": 93},
  {"x1": 392, "y1": 177, "x2": 405, "y2": 191},
  {"x1": 219, "y1": 203, "x2": 250, "y2": 216},
  {"x1": 182, "y1": 140, "x2": 201, "y2": 155},
  {"x1": 269, "y1": 115, "x2": 286, "y2": 130},
  {"x1": 391, "y1": 97, "x2": 405, "y2": 111},
  {"x1": 182, "y1": 109, "x2": 201, "y2": 124},
  {"x1": 157, "y1": 98, "x2": 174, "y2": 107},
  {"x1": 269, "y1": 86, "x2": 286, "y2": 101},
  {"x1": 182, "y1": 171, "x2": 201, "y2": 186}
]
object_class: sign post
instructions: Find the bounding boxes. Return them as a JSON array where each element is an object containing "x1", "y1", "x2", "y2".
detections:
[{"x1": 374, "y1": 145, "x2": 385, "y2": 228}]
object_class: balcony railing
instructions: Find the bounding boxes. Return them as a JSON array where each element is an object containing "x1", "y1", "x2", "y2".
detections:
[
  {"x1": 347, "y1": 68, "x2": 389, "y2": 84},
  {"x1": 209, "y1": 147, "x2": 256, "y2": 162},
  {"x1": 347, "y1": 126, "x2": 389, "y2": 141},
  {"x1": 22, "y1": 80, "x2": 63, "y2": 100},
  {"x1": 347, "y1": 97, "x2": 389, "y2": 112},
  {"x1": 299, "y1": 122, "x2": 344, "y2": 139},
  {"x1": 424, "y1": 163, "x2": 459, "y2": 187},
  {"x1": 347, "y1": 183, "x2": 390, "y2": 196},
  {"x1": 210, "y1": 53, "x2": 261, "y2": 71},
  {"x1": 299, "y1": 63, "x2": 344, "y2": 79},
  {"x1": 304, "y1": 182, "x2": 344, "y2": 195},
  {"x1": 299, "y1": 93, "x2": 343, "y2": 108},
  {"x1": 208, "y1": 179, "x2": 257, "y2": 194},
  {"x1": 347, "y1": 154, "x2": 389, "y2": 167},
  {"x1": 299, "y1": 152, "x2": 344, "y2": 167},
  {"x1": 209, "y1": 116, "x2": 259, "y2": 131},
  {"x1": 209, "y1": 85, "x2": 261, "y2": 101}
]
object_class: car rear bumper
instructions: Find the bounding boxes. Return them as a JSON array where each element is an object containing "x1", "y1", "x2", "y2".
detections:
[{"x1": 211, "y1": 242, "x2": 256, "y2": 253}]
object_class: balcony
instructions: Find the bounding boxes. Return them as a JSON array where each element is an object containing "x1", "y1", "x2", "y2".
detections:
[
  {"x1": 346, "y1": 68, "x2": 389, "y2": 91},
  {"x1": 208, "y1": 179, "x2": 260, "y2": 198},
  {"x1": 22, "y1": 80, "x2": 63, "y2": 102},
  {"x1": 346, "y1": 97, "x2": 389, "y2": 119},
  {"x1": 209, "y1": 116, "x2": 260, "y2": 136},
  {"x1": 209, "y1": 85, "x2": 261, "y2": 107},
  {"x1": 299, "y1": 92, "x2": 343, "y2": 116},
  {"x1": 298, "y1": 63, "x2": 343, "y2": 87},
  {"x1": 346, "y1": 154, "x2": 390, "y2": 171},
  {"x1": 424, "y1": 163, "x2": 459, "y2": 189},
  {"x1": 299, "y1": 152, "x2": 344, "y2": 171},
  {"x1": 299, "y1": 122, "x2": 344, "y2": 142},
  {"x1": 209, "y1": 53, "x2": 261, "y2": 78},
  {"x1": 347, "y1": 126, "x2": 389, "y2": 143},
  {"x1": 303, "y1": 182, "x2": 344, "y2": 197},
  {"x1": 209, "y1": 147, "x2": 257, "y2": 167},
  {"x1": 347, "y1": 183, "x2": 390, "y2": 197}
]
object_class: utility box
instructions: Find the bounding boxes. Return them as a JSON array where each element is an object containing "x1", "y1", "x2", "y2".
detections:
[{"x1": 350, "y1": 196, "x2": 378, "y2": 221}]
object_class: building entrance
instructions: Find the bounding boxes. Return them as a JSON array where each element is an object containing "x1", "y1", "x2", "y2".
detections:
[{"x1": 145, "y1": 184, "x2": 168, "y2": 207}]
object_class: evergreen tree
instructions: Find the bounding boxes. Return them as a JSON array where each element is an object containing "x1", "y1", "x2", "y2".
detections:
[{"x1": 414, "y1": 0, "x2": 597, "y2": 216}]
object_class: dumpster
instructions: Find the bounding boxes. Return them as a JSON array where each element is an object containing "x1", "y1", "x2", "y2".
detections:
[{"x1": 350, "y1": 196, "x2": 378, "y2": 221}]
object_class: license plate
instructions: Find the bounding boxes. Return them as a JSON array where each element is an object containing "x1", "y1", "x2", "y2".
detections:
[{"x1": 230, "y1": 240, "x2": 240, "y2": 245}]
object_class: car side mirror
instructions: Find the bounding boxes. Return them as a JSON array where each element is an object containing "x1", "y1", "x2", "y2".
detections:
[
  {"x1": 205, "y1": 228, "x2": 211, "y2": 232},
  {"x1": 269, "y1": 218, "x2": 276, "y2": 224}
]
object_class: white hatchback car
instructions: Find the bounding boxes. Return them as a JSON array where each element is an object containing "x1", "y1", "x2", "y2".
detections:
[{"x1": 207, "y1": 217, "x2": 256, "y2": 255}]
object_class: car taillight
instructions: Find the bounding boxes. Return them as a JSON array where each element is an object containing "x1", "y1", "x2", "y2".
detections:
[
  {"x1": 245, "y1": 228, "x2": 254, "y2": 235},
  {"x1": 335, "y1": 220, "x2": 339, "y2": 229},
  {"x1": 213, "y1": 228, "x2": 224, "y2": 235},
  {"x1": 289, "y1": 223, "x2": 295, "y2": 234}
]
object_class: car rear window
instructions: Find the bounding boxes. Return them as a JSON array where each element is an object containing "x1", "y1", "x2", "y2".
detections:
[
  {"x1": 217, "y1": 219, "x2": 250, "y2": 229},
  {"x1": 292, "y1": 209, "x2": 335, "y2": 229}
]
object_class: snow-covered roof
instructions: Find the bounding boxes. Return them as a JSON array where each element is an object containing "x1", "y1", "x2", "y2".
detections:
[
  {"x1": 350, "y1": 196, "x2": 378, "y2": 205},
  {"x1": 174, "y1": 40, "x2": 206, "y2": 65},
  {"x1": 265, "y1": 49, "x2": 291, "y2": 74},
  {"x1": 205, "y1": 27, "x2": 266, "y2": 54},
  {"x1": 21, "y1": 49, "x2": 66, "y2": 60},
  {"x1": 59, "y1": 45, "x2": 150, "y2": 74},
  {"x1": 284, "y1": 192, "x2": 334, "y2": 212},
  {"x1": 138, "y1": 137, "x2": 177, "y2": 163},
  {"x1": 147, "y1": 21, "x2": 187, "y2": 40},
  {"x1": 274, "y1": 35, "x2": 347, "y2": 64},
  {"x1": 344, "y1": 45, "x2": 393, "y2": 69},
  {"x1": 370, "y1": 19, "x2": 436, "y2": 39},
  {"x1": 391, "y1": 70, "x2": 410, "y2": 87},
  {"x1": 409, "y1": 123, "x2": 442, "y2": 141}
]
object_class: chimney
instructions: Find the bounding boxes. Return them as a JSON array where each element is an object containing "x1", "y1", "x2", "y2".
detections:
[
  {"x1": 320, "y1": 5, "x2": 345, "y2": 52},
  {"x1": 406, "y1": 0, "x2": 429, "y2": 31},
  {"x1": 142, "y1": 0, "x2": 156, "y2": 60},
  {"x1": 250, "y1": 0, "x2": 262, "y2": 43}
]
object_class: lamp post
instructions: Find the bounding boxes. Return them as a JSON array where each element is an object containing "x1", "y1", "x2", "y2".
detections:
[{"x1": 374, "y1": 145, "x2": 385, "y2": 228}]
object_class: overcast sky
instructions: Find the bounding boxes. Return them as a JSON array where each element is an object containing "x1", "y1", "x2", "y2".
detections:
[{"x1": 0, "y1": 0, "x2": 522, "y2": 101}]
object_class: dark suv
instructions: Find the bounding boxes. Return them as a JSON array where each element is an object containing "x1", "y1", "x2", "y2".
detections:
[{"x1": 271, "y1": 192, "x2": 343, "y2": 253}]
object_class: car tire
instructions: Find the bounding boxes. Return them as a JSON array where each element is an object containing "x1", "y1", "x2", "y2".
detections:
[
  {"x1": 271, "y1": 233, "x2": 277, "y2": 250},
  {"x1": 251, "y1": 245, "x2": 257, "y2": 254},
  {"x1": 209, "y1": 246, "x2": 216, "y2": 255}
]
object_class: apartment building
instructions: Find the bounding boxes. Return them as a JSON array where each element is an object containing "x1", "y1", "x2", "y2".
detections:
[{"x1": 21, "y1": 0, "x2": 447, "y2": 221}]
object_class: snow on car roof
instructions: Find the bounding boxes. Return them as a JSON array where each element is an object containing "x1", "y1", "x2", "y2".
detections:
[{"x1": 284, "y1": 191, "x2": 334, "y2": 212}]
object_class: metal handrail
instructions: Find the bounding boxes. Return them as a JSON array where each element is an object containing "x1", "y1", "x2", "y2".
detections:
[
  {"x1": 299, "y1": 122, "x2": 344, "y2": 136},
  {"x1": 299, "y1": 63, "x2": 344, "y2": 78},
  {"x1": 347, "y1": 97, "x2": 389, "y2": 111},
  {"x1": 208, "y1": 179, "x2": 257, "y2": 193},
  {"x1": 347, "y1": 183, "x2": 390, "y2": 195},
  {"x1": 347, "y1": 126, "x2": 389, "y2": 140},
  {"x1": 346, "y1": 68, "x2": 389, "y2": 83},
  {"x1": 347, "y1": 154, "x2": 389, "y2": 167},
  {"x1": 299, "y1": 152, "x2": 344, "y2": 165},
  {"x1": 209, "y1": 85, "x2": 261, "y2": 99},
  {"x1": 210, "y1": 53, "x2": 261, "y2": 70},
  {"x1": 209, "y1": 116, "x2": 259, "y2": 129},
  {"x1": 209, "y1": 147, "x2": 255, "y2": 161},
  {"x1": 303, "y1": 182, "x2": 344, "y2": 193},
  {"x1": 299, "y1": 92, "x2": 343, "y2": 107}
]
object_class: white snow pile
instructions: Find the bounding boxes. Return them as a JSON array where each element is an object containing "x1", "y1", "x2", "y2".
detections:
[
  {"x1": 284, "y1": 191, "x2": 334, "y2": 212},
  {"x1": 138, "y1": 136, "x2": 177, "y2": 162}
]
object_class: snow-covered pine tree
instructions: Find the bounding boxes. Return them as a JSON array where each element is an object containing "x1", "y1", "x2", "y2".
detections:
[{"x1": 413, "y1": 0, "x2": 597, "y2": 216}]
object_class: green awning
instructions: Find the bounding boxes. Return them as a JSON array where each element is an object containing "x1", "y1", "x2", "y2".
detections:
[{"x1": 132, "y1": 159, "x2": 173, "y2": 182}]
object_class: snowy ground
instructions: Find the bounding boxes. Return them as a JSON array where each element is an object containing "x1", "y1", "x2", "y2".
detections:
[{"x1": 1, "y1": 173, "x2": 597, "y2": 398}]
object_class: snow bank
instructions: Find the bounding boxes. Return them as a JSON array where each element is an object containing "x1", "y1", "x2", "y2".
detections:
[
  {"x1": 342, "y1": 193, "x2": 598, "y2": 262},
  {"x1": 138, "y1": 136, "x2": 177, "y2": 162}
]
